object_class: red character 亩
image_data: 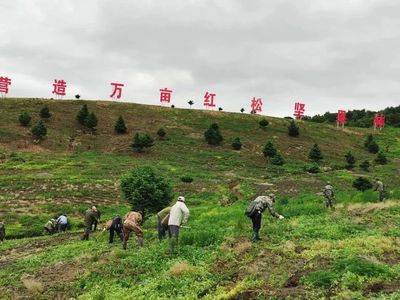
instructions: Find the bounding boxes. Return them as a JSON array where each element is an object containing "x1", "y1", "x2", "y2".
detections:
[
  {"x1": 293, "y1": 102, "x2": 305, "y2": 119},
  {"x1": 110, "y1": 83, "x2": 124, "y2": 99},
  {"x1": 52, "y1": 79, "x2": 67, "y2": 96},
  {"x1": 160, "y1": 88, "x2": 172, "y2": 103},
  {"x1": 0, "y1": 77, "x2": 12, "y2": 96},
  {"x1": 250, "y1": 97, "x2": 263, "y2": 113},
  {"x1": 203, "y1": 91, "x2": 216, "y2": 108}
]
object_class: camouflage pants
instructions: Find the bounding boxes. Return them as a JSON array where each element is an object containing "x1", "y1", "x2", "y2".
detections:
[
  {"x1": 379, "y1": 191, "x2": 384, "y2": 202},
  {"x1": 324, "y1": 197, "x2": 334, "y2": 208},
  {"x1": 0, "y1": 228, "x2": 5, "y2": 242}
]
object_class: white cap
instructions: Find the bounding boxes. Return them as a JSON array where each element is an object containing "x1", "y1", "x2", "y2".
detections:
[{"x1": 177, "y1": 196, "x2": 185, "y2": 202}]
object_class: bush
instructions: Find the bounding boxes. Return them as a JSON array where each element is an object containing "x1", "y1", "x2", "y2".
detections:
[
  {"x1": 359, "y1": 160, "x2": 370, "y2": 172},
  {"x1": 263, "y1": 141, "x2": 277, "y2": 158},
  {"x1": 120, "y1": 166, "x2": 173, "y2": 214},
  {"x1": 306, "y1": 164, "x2": 320, "y2": 174},
  {"x1": 180, "y1": 176, "x2": 194, "y2": 183},
  {"x1": 19, "y1": 112, "x2": 31, "y2": 126},
  {"x1": 204, "y1": 123, "x2": 223, "y2": 146},
  {"x1": 367, "y1": 140, "x2": 379, "y2": 154},
  {"x1": 375, "y1": 151, "x2": 388, "y2": 165},
  {"x1": 301, "y1": 270, "x2": 339, "y2": 289},
  {"x1": 288, "y1": 121, "x2": 299, "y2": 137},
  {"x1": 231, "y1": 137, "x2": 242, "y2": 150},
  {"x1": 259, "y1": 119, "x2": 269, "y2": 129},
  {"x1": 31, "y1": 121, "x2": 47, "y2": 139},
  {"x1": 75, "y1": 94, "x2": 81, "y2": 100},
  {"x1": 364, "y1": 134, "x2": 374, "y2": 148},
  {"x1": 352, "y1": 177, "x2": 373, "y2": 191},
  {"x1": 130, "y1": 133, "x2": 154, "y2": 152},
  {"x1": 309, "y1": 144, "x2": 323, "y2": 162},
  {"x1": 345, "y1": 151, "x2": 356, "y2": 169},
  {"x1": 157, "y1": 128, "x2": 166, "y2": 139},
  {"x1": 77, "y1": 104, "x2": 89, "y2": 125},
  {"x1": 334, "y1": 257, "x2": 390, "y2": 277},
  {"x1": 271, "y1": 153, "x2": 285, "y2": 165},
  {"x1": 85, "y1": 112, "x2": 98, "y2": 131},
  {"x1": 39, "y1": 106, "x2": 51, "y2": 119},
  {"x1": 114, "y1": 116, "x2": 127, "y2": 134}
]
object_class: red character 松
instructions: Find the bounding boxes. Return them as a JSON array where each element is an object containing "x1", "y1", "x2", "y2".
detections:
[
  {"x1": 203, "y1": 91, "x2": 216, "y2": 108},
  {"x1": 336, "y1": 110, "x2": 347, "y2": 128},
  {"x1": 250, "y1": 97, "x2": 263, "y2": 113},
  {"x1": 52, "y1": 79, "x2": 67, "y2": 96},
  {"x1": 160, "y1": 88, "x2": 172, "y2": 104},
  {"x1": 110, "y1": 83, "x2": 124, "y2": 99},
  {"x1": 374, "y1": 114, "x2": 385, "y2": 130},
  {"x1": 293, "y1": 102, "x2": 305, "y2": 119},
  {"x1": 0, "y1": 77, "x2": 12, "y2": 96}
]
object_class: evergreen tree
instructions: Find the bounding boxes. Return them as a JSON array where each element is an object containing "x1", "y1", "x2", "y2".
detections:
[
  {"x1": 352, "y1": 177, "x2": 373, "y2": 191},
  {"x1": 309, "y1": 144, "x2": 323, "y2": 162},
  {"x1": 85, "y1": 112, "x2": 98, "y2": 131},
  {"x1": 288, "y1": 120, "x2": 299, "y2": 137},
  {"x1": 157, "y1": 128, "x2": 166, "y2": 139},
  {"x1": 131, "y1": 133, "x2": 154, "y2": 152},
  {"x1": 240, "y1": 108, "x2": 245, "y2": 113},
  {"x1": 367, "y1": 140, "x2": 379, "y2": 154},
  {"x1": 259, "y1": 119, "x2": 269, "y2": 129},
  {"x1": 345, "y1": 151, "x2": 356, "y2": 169},
  {"x1": 114, "y1": 116, "x2": 127, "y2": 134},
  {"x1": 31, "y1": 121, "x2": 47, "y2": 139},
  {"x1": 263, "y1": 141, "x2": 277, "y2": 158},
  {"x1": 360, "y1": 160, "x2": 370, "y2": 172},
  {"x1": 231, "y1": 137, "x2": 242, "y2": 150},
  {"x1": 271, "y1": 153, "x2": 285, "y2": 165},
  {"x1": 188, "y1": 100, "x2": 194, "y2": 108},
  {"x1": 18, "y1": 112, "x2": 31, "y2": 127},
  {"x1": 375, "y1": 151, "x2": 388, "y2": 165},
  {"x1": 204, "y1": 123, "x2": 223, "y2": 146},
  {"x1": 364, "y1": 134, "x2": 374, "y2": 148},
  {"x1": 40, "y1": 106, "x2": 51, "y2": 119},
  {"x1": 77, "y1": 104, "x2": 89, "y2": 125}
]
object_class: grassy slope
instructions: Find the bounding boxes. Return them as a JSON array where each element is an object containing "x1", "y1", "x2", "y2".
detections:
[{"x1": 0, "y1": 98, "x2": 399, "y2": 299}]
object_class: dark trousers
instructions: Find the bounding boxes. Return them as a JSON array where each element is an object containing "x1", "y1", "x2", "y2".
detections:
[
  {"x1": 0, "y1": 229, "x2": 4, "y2": 242},
  {"x1": 158, "y1": 216, "x2": 170, "y2": 240},
  {"x1": 251, "y1": 212, "x2": 262, "y2": 233},
  {"x1": 379, "y1": 191, "x2": 384, "y2": 201},
  {"x1": 82, "y1": 221, "x2": 95, "y2": 240},
  {"x1": 91, "y1": 220, "x2": 98, "y2": 231},
  {"x1": 109, "y1": 226, "x2": 123, "y2": 243},
  {"x1": 58, "y1": 223, "x2": 67, "y2": 232},
  {"x1": 168, "y1": 225, "x2": 180, "y2": 239}
]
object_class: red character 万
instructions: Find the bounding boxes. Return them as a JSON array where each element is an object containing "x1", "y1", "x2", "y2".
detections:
[{"x1": 110, "y1": 83, "x2": 124, "y2": 99}]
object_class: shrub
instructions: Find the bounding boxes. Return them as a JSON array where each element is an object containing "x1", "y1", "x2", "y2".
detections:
[
  {"x1": 288, "y1": 120, "x2": 299, "y2": 137},
  {"x1": 364, "y1": 134, "x2": 374, "y2": 148},
  {"x1": 19, "y1": 112, "x2": 31, "y2": 126},
  {"x1": 367, "y1": 140, "x2": 379, "y2": 154},
  {"x1": 345, "y1": 151, "x2": 356, "y2": 169},
  {"x1": 77, "y1": 104, "x2": 89, "y2": 125},
  {"x1": 352, "y1": 177, "x2": 373, "y2": 191},
  {"x1": 85, "y1": 112, "x2": 98, "y2": 131},
  {"x1": 180, "y1": 176, "x2": 194, "y2": 183},
  {"x1": 231, "y1": 137, "x2": 242, "y2": 150},
  {"x1": 157, "y1": 128, "x2": 166, "y2": 139},
  {"x1": 301, "y1": 270, "x2": 339, "y2": 289},
  {"x1": 360, "y1": 160, "x2": 370, "y2": 171},
  {"x1": 263, "y1": 141, "x2": 277, "y2": 158},
  {"x1": 31, "y1": 121, "x2": 47, "y2": 139},
  {"x1": 375, "y1": 151, "x2": 388, "y2": 165},
  {"x1": 271, "y1": 153, "x2": 285, "y2": 165},
  {"x1": 120, "y1": 166, "x2": 173, "y2": 214},
  {"x1": 240, "y1": 108, "x2": 245, "y2": 113},
  {"x1": 204, "y1": 123, "x2": 223, "y2": 146},
  {"x1": 114, "y1": 116, "x2": 127, "y2": 134},
  {"x1": 75, "y1": 94, "x2": 81, "y2": 100},
  {"x1": 259, "y1": 119, "x2": 269, "y2": 129},
  {"x1": 309, "y1": 144, "x2": 323, "y2": 162},
  {"x1": 306, "y1": 164, "x2": 320, "y2": 173},
  {"x1": 39, "y1": 106, "x2": 51, "y2": 119},
  {"x1": 130, "y1": 133, "x2": 154, "y2": 152},
  {"x1": 218, "y1": 107, "x2": 223, "y2": 111},
  {"x1": 334, "y1": 257, "x2": 390, "y2": 277}
]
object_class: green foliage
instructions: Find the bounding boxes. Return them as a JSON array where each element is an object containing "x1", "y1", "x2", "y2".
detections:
[
  {"x1": 288, "y1": 120, "x2": 299, "y2": 137},
  {"x1": 301, "y1": 270, "x2": 339, "y2": 289},
  {"x1": 359, "y1": 160, "x2": 370, "y2": 172},
  {"x1": 130, "y1": 133, "x2": 154, "y2": 152},
  {"x1": 263, "y1": 141, "x2": 277, "y2": 158},
  {"x1": 367, "y1": 140, "x2": 380, "y2": 154},
  {"x1": 180, "y1": 175, "x2": 194, "y2": 183},
  {"x1": 231, "y1": 137, "x2": 242, "y2": 150},
  {"x1": 271, "y1": 153, "x2": 284, "y2": 166},
  {"x1": 305, "y1": 163, "x2": 321, "y2": 173},
  {"x1": 76, "y1": 104, "x2": 89, "y2": 125},
  {"x1": 345, "y1": 151, "x2": 356, "y2": 169},
  {"x1": 157, "y1": 127, "x2": 166, "y2": 139},
  {"x1": 309, "y1": 144, "x2": 323, "y2": 162},
  {"x1": 114, "y1": 116, "x2": 127, "y2": 134},
  {"x1": 375, "y1": 151, "x2": 388, "y2": 165},
  {"x1": 364, "y1": 134, "x2": 374, "y2": 148},
  {"x1": 334, "y1": 257, "x2": 391, "y2": 277},
  {"x1": 259, "y1": 119, "x2": 269, "y2": 129},
  {"x1": 31, "y1": 121, "x2": 47, "y2": 139},
  {"x1": 352, "y1": 177, "x2": 373, "y2": 191},
  {"x1": 84, "y1": 112, "x2": 98, "y2": 131},
  {"x1": 39, "y1": 106, "x2": 51, "y2": 119},
  {"x1": 204, "y1": 123, "x2": 223, "y2": 146},
  {"x1": 120, "y1": 166, "x2": 173, "y2": 214},
  {"x1": 18, "y1": 112, "x2": 31, "y2": 126}
]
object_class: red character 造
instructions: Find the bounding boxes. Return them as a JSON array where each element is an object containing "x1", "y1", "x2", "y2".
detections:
[
  {"x1": 0, "y1": 77, "x2": 12, "y2": 96},
  {"x1": 250, "y1": 97, "x2": 263, "y2": 113},
  {"x1": 374, "y1": 114, "x2": 385, "y2": 130},
  {"x1": 160, "y1": 88, "x2": 172, "y2": 103},
  {"x1": 110, "y1": 83, "x2": 124, "y2": 99},
  {"x1": 52, "y1": 79, "x2": 67, "y2": 96},
  {"x1": 336, "y1": 110, "x2": 347, "y2": 127},
  {"x1": 203, "y1": 91, "x2": 216, "y2": 108},
  {"x1": 293, "y1": 102, "x2": 305, "y2": 119}
]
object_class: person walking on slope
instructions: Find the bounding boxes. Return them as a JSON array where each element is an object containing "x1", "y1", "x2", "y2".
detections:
[
  {"x1": 122, "y1": 211, "x2": 144, "y2": 249},
  {"x1": 168, "y1": 196, "x2": 190, "y2": 253},
  {"x1": 0, "y1": 221, "x2": 5, "y2": 242},
  {"x1": 157, "y1": 206, "x2": 171, "y2": 240},
  {"x1": 103, "y1": 215, "x2": 123, "y2": 244},
  {"x1": 374, "y1": 178, "x2": 385, "y2": 201},
  {"x1": 323, "y1": 182, "x2": 335, "y2": 209},
  {"x1": 56, "y1": 214, "x2": 68, "y2": 232},
  {"x1": 82, "y1": 206, "x2": 98, "y2": 240},
  {"x1": 246, "y1": 194, "x2": 284, "y2": 242}
]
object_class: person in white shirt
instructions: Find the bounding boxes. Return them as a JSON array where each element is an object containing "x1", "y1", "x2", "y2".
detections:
[{"x1": 168, "y1": 196, "x2": 189, "y2": 253}]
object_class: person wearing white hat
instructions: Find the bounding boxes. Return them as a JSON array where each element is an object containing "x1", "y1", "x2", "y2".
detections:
[{"x1": 168, "y1": 196, "x2": 190, "y2": 253}]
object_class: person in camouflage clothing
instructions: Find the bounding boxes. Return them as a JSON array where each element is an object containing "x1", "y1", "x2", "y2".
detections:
[
  {"x1": 323, "y1": 182, "x2": 335, "y2": 209},
  {"x1": 374, "y1": 178, "x2": 385, "y2": 201},
  {"x1": 0, "y1": 221, "x2": 5, "y2": 242},
  {"x1": 122, "y1": 211, "x2": 144, "y2": 250},
  {"x1": 157, "y1": 206, "x2": 171, "y2": 240},
  {"x1": 44, "y1": 218, "x2": 56, "y2": 235},
  {"x1": 81, "y1": 206, "x2": 98, "y2": 240}
]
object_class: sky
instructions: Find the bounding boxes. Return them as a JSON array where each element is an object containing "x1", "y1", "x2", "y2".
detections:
[{"x1": 1, "y1": 0, "x2": 400, "y2": 117}]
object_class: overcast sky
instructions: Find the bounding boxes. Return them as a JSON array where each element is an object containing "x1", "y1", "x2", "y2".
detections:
[{"x1": 1, "y1": 0, "x2": 400, "y2": 116}]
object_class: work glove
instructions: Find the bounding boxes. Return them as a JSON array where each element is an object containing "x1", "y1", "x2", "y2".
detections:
[{"x1": 278, "y1": 215, "x2": 285, "y2": 220}]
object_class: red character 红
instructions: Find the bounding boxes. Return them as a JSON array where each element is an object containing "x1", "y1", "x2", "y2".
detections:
[{"x1": 203, "y1": 91, "x2": 216, "y2": 108}]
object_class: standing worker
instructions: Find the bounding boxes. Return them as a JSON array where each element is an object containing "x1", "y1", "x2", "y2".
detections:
[
  {"x1": 157, "y1": 206, "x2": 171, "y2": 240},
  {"x1": 56, "y1": 214, "x2": 68, "y2": 232},
  {"x1": 374, "y1": 178, "x2": 385, "y2": 201},
  {"x1": 323, "y1": 182, "x2": 335, "y2": 209},
  {"x1": 0, "y1": 221, "x2": 5, "y2": 242},
  {"x1": 81, "y1": 206, "x2": 98, "y2": 240},
  {"x1": 245, "y1": 194, "x2": 284, "y2": 242},
  {"x1": 122, "y1": 211, "x2": 144, "y2": 249},
  {"x1": 168, "y1": 196, "x2": 189, "y2": 253}
]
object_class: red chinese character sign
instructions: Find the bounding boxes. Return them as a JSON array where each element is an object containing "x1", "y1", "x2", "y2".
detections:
[
  {"x1": 52, "y1": 79, "x2": 67, "y2": 97},
  {"x1": 336, "y1": 110, "x2": 347, "y2": 128},
  {"x1": 250, "y1": 97, "x2": 263, "y2": 113},
  {"x1": 293, "y1": 102, "x2": 305, "y2": 119},
  {"x1": 203, "y1": 91, "x2": 216, "y2": 108},
  {"x1": 0, "y1": 77, "x2": 12, "y2": 97},
  {"x1": 374, "y1": 114, "x2": 385, "y2": 130},
  {"x1": 110, "y1": 82, "x2": 124, "y2": 99},
  {"x1": 160, "y1": 88, "x2": 172, "y2": 104}
]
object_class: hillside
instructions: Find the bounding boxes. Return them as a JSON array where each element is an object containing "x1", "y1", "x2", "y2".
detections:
[{"x1": 0, "y1": 98, "x2": 400, "y2": 299}]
